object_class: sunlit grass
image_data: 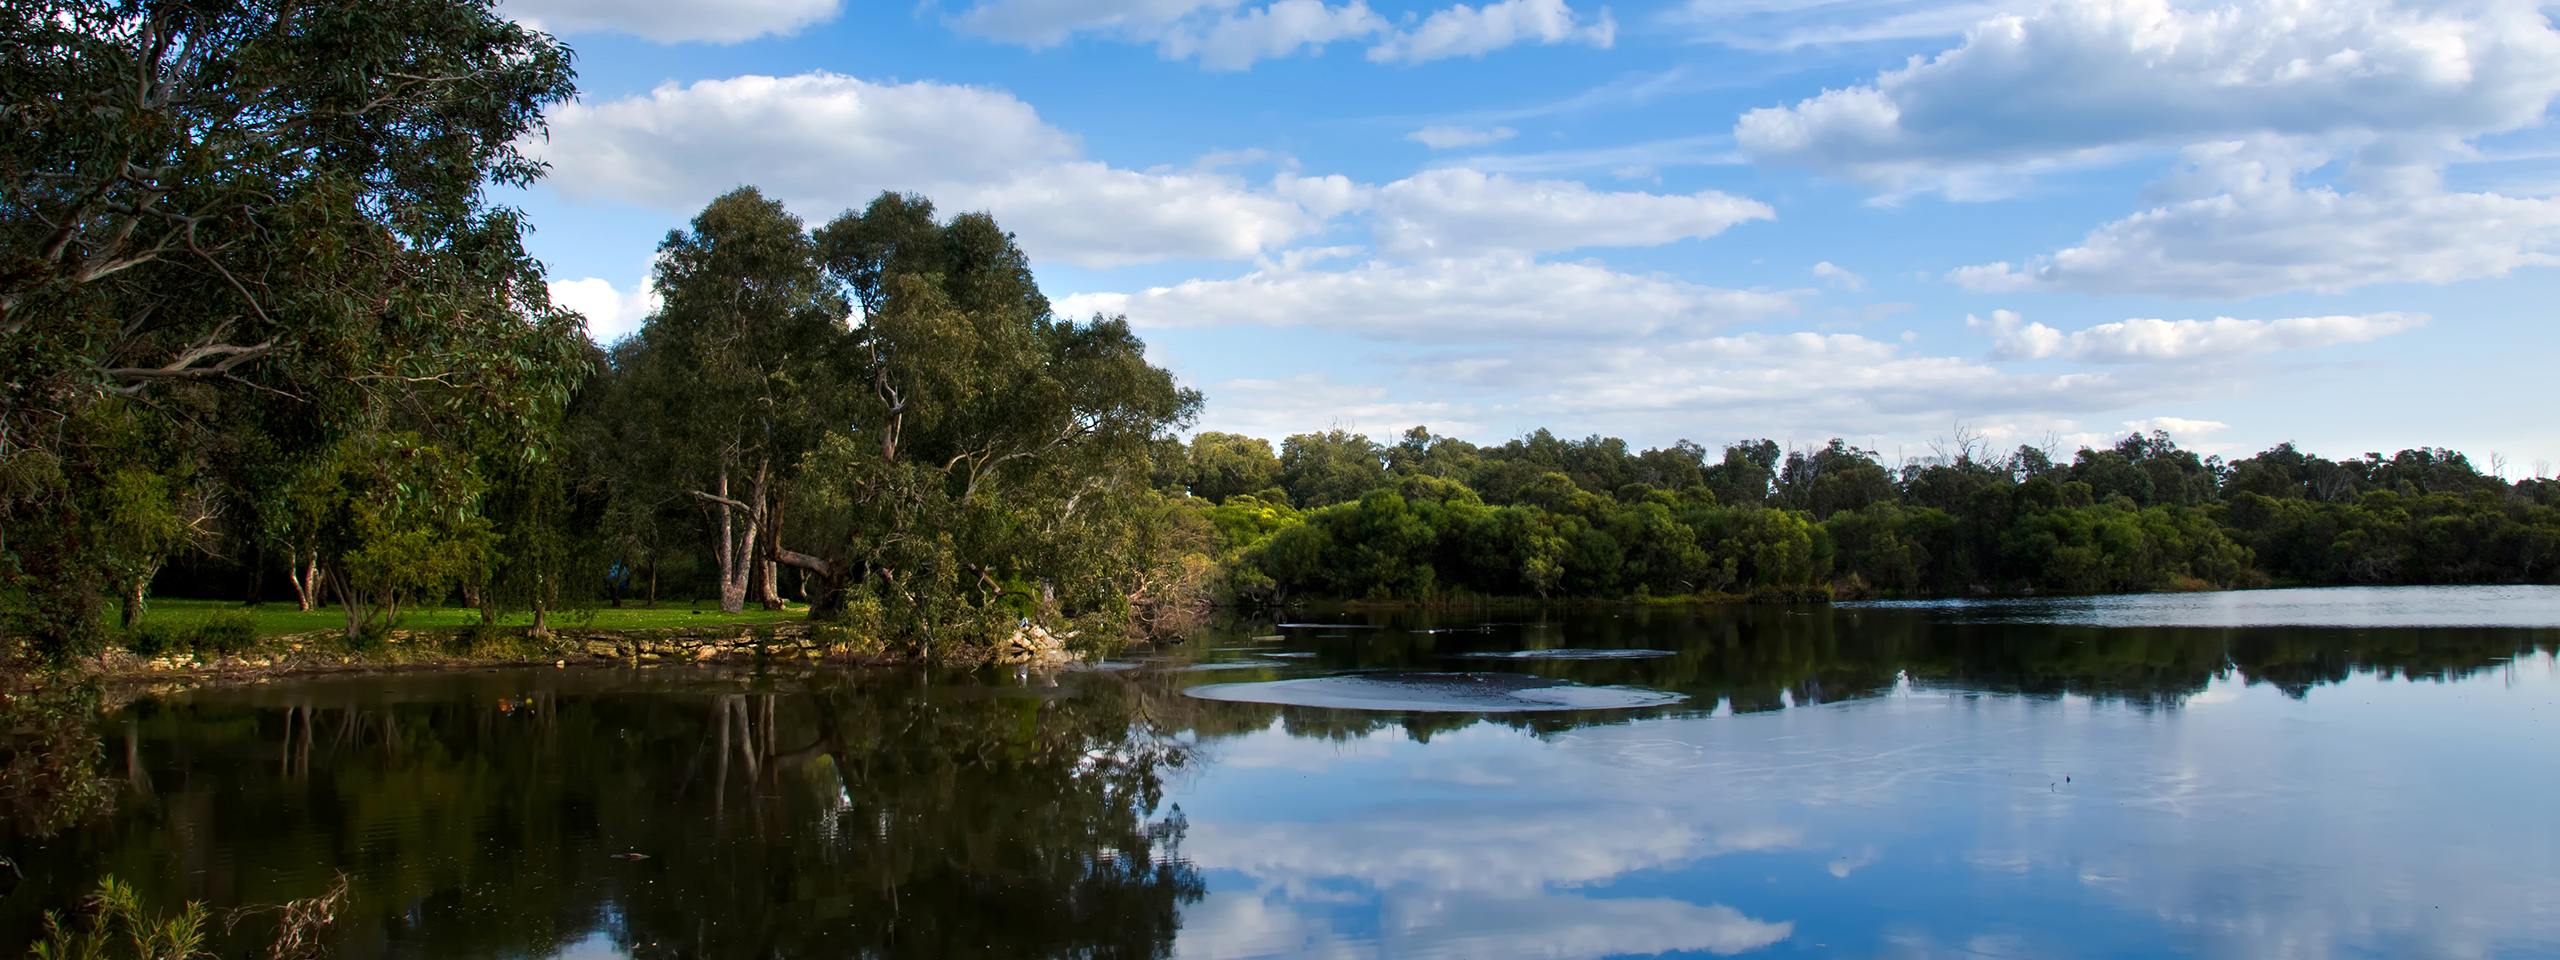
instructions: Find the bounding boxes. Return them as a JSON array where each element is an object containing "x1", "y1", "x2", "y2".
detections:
[{"x1": 136, "y1": 598, "x2": 811, "y2": 637}]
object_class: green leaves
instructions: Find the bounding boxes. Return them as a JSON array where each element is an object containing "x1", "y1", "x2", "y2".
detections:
[{"x1": 0, "y1": 0, "x2": 584, "y2": 651}]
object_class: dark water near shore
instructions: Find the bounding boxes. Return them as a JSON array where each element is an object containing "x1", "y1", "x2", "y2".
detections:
[{"x1": 7, "y1": 585, "x2": 2560, "y2": 959}]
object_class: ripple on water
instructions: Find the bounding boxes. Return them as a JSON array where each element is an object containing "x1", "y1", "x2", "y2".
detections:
[
  {"x1": 1448, "y1": 649, "x2": 1674, "y2": 660},
  {"x1": 1183, "y1": 672, "x2": 1685, "y2": 712}
]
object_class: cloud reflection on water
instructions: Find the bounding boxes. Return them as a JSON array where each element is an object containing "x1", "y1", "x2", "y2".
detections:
[{"x1": 1168, "y1": 660, "x2": 2560, "y2": 959}]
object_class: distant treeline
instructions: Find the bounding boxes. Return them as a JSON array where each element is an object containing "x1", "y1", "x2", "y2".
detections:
[{"x1": 1155, "y1": 428, "x2": 2560, "y2": 602}]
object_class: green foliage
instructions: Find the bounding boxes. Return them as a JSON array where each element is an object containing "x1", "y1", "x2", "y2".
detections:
[
  {"x1": 619, "y1": 187, "x2": 853, "y2": 614},
  {"x1": 0, "y1": 677, "x2": 115, "y2": 839},
  {"x1": 604, "y1": 190, "x2": 1213, "y2": 651},
  {"x1": 312, "y1": 435, "x2": 494, "y2": 634},
  {"x1": 30, "y1": 877, "x2": 210, "y2": 960},
  {"x1": 1193, "y1": 494, "x2": 1303, "y2": 554},
  {"x1": 1278, "y1": 430, "x2": 1387, "y2": 508},
  {"x1": 190, "y1": 611, "x2": 259, "y2": 656},
  {"x1": 1171, "y1": 432, "x2": 1284, "y2": 503},
  {"x1": 1195, "y1": 426, "x2": 2551, "y2": 604},
  {"x1": 0, "y1": 0, "x2": 583, "y2": 655}
]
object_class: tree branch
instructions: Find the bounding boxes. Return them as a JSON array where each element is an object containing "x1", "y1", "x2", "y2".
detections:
[
  {"x1": 772, "y1": 548, "x2": 833, "y2": 579},
  {"x1": 690, "y1": 490, "x2": 753, "y2": 512},
  {"x1": 100, "y1": 337, "x2": 279, "y2": 385}
]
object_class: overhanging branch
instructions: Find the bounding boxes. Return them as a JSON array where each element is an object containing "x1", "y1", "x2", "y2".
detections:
[{"x1": 101, "y1": 337, "x2": 279, "y2": 387}]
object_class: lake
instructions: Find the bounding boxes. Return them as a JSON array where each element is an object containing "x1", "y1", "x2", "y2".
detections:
[{"x1": 6, "y1": 585, "x2": 2558, "y2": 959}]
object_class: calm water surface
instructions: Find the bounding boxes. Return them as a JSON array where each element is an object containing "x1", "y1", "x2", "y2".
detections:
[{"x1": 6, "y1": 585, "x2": 2559, "y2": 959}]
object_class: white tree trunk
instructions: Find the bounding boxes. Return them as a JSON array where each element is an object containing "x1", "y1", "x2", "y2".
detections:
[
  {"x1": 288, "y1": 556, "x2": 326, "y2": 612},
  {"x1": 713, "y1": 469, "x2": 743, "y2": 614},
  {"x1": 711, "y1": 464, "x2": 769, "y2": 614}
]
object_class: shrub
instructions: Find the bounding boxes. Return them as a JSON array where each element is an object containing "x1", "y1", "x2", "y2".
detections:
[
  {"x1": 122, "y1": 626, "x2": 177, "y2": 659},
  {"x1": 188, "y1": 610, "x2": 258, "y2": 655}
]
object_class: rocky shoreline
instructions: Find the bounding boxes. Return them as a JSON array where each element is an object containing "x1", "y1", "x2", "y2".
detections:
[{"x1": 81, "y1": 620, "x2": 1080, "y2": 683}]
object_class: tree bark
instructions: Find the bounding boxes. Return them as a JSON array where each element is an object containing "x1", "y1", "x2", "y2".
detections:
[
  {"x1": 757, "y1": 486, "x2": 787, "y2": 610},
  {"x1": 334, "y1": 565, "x2": 360, "y2": 639},
  {"x1": 702, "y1": 462, "x2": 771, "y2": 615},
  {"x1": 758, "y1": 558, "x2": 784, "y2": 610},
  {"x1": 121, "y1": 575, "x2": 149, "y2": 629},
  {"x1": 711, "y1": 469, "x2": 738, "y2": 613},
  {"x1": 288, "y1": 556, "x2": 326, "y2": 612}
]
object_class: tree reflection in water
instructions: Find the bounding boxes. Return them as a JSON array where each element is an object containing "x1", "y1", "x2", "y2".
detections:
[{"x1": 1, "y1": 670, "x2": 1201, "y2": 959}]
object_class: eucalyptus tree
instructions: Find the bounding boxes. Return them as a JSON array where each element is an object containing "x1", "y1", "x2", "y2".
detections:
[
  {"x1": 1276, "y1": 430, "x2": 1385, "y2": 508},
  {"x1": 1179, "y1": 432, "x2": 1282, "y2": 504},
  {"x1": 0, "y1": 0, "x2": 581, "y2": 653},
  {"x1": 771, "y1": 193, "x2": 1199, "y2": 649},
  {"x1": 624, "y1": 188, "x2": 852, "y2": 613}
]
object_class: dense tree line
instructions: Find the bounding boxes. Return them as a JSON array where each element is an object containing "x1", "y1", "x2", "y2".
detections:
[
  {"x1": 1158, "y1": 427, "x2": 2560, "y2": 603},
  {"x1": 0, "y1": 0, "x2": 1198, "y2": 660}
]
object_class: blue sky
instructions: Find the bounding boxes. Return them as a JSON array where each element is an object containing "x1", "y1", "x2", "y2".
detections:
[{"x1": 502, "y1": 0, "x2": 2560, "y2": 470}]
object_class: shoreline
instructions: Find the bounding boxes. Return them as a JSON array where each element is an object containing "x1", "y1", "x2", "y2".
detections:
[{"x1": 60, "y1": 621, "x2": 998, "y2": 687}]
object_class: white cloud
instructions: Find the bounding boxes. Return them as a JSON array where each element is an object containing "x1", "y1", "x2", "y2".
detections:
[
  {"x1": 1422, "y1": 331, "x2": 2161, "y2": 438},
  {"x1": 1967, "y1": 309, "x2": 2426, "y2": 362},
  {"x1": 1811, "y1": 260, "x2": 1868, "y2": 290},
  {"x1": 953, "y1": 0, "x2": 1226, "y2": 46},
  {"x1": 1735, "y1": 0, "x2": 2560, "y2": 191},
  {"x1": 1409, "y1": 125, "x2": 1519, "y2": 149},
  {"x1": 548, "y1": 277, "x2": 659, "y2": 344},
  {"x1": 1368, "y1": 0, "x2": 1617, "y2": 64},
  {"x1": 1370, "y1": 169, "x2": 1775, "y2": 257},
  {"x1": 1948, "y1": 161, "x2": 2560, "y2": 297},
  {"x1": 530, "y1": 72, "x2": 1318, "y2": 267},
  {"x1": 1160, "y1": 0, "x2": 1390, "y2": 70},
  {"x1": 1672, "y1": 0, "x2": 2019, "y2": 51},
  {"x1": 968, "y1": 162, "x2": 1321, "y2": 266},
  {"x1": 2124, "y1": 416, "x2": 2230, "y2": 438},
  {"x1": 532, "y1": 73, "x2": 1072, "y2": 208},
  {"x1": 1192, "y1": 374, "x2": 1480, "y2": 438},
  {"x1": 500, "y1": 0, "x2": 841, "y2": 42},
  {"x1": 1059, "y1": 256, "x2": 1803, "y2": 340},
  {"x1": 1272, "y1": 173, "x2": 1375, "y2": 219},
  {"x1": 953, "y1": 0, "x2": 1611, "y2": 69}
]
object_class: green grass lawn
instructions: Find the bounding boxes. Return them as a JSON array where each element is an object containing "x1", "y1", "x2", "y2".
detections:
[{"x1": 137, "y1": 598, "x2": 813, "y2": 638}]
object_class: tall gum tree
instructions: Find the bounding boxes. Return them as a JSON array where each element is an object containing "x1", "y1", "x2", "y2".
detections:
[
  {"x1": 772, "y1": 193, "x2": 1199, "y2": 648},
  {"x1": 626, "y1": 188, "x2": 851, "y2": 614}
]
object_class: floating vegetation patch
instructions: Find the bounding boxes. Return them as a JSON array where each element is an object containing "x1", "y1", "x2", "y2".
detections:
[
  {"x1": 1183, "y1": 672, "x2": 1685, "y2": 713},
  {"x1": 1449, "y1": 649, "x2": 1675, "y2": 660}
]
